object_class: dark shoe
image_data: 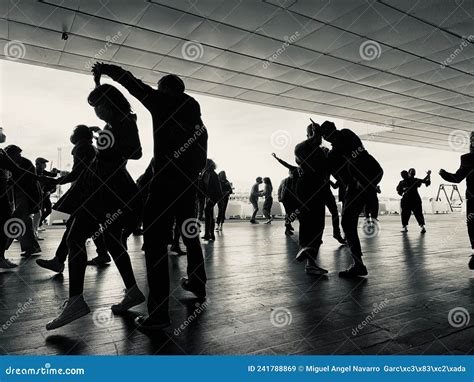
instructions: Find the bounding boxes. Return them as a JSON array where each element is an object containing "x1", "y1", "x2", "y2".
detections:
[
  {"x1": 339, "y1": 264, "x2": 368, "y2": 278},
  {"x1": 135, "y1": 315, "x2": 170, "y2": 331},
  {"x1": 202, "y1": 235, "x2": 211, "y2": 241},
  {"x1": 36, "y1": 257, "x2": 65, "y2": 273},
  {"x1": 46, "y1": 295, "x2": 90, "y2": 330},
  {"x1": 170, "y1": 246, "x2": 186, "y2": 256},
  {"x1": 210, "y1": 233, "x2": 216, "y2": 241},
  {"x1": 87, "y1": 256, "x2": 111, "y2": 266},
  {"x1": 469, "y1": 255, "x2": 474, "y2": 270},
  {"x1": 250, "y1": 220, "x2": 259, "y2": 224},
  {"x1": 181, "y1": 278, "x2": 206, "y2": 299},
  {"x1": 333, "y1": 233, "x2": 347, "y2": 245}
]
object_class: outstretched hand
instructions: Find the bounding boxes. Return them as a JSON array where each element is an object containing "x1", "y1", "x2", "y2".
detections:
[
  {"x1": 439, "y1": 169, "x2": 446, "y2": 176},
  {"x1": 271, "y1": 153, "x2": 277, "y2": 158},
  {"x1": 91, "y1": 62, "x2": 104, "y2": 87}
]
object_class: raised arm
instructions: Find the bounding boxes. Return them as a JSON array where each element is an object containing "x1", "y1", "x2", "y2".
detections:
[
  {"x1": 93, "y1": 63, "x2": 154, "y2": 109},
  {"x1": 440, "y1": 159, "x2": 469, "y2": 184},
  {"x1": 271, "y1": 153, "x2": 297, "y2": 171}
]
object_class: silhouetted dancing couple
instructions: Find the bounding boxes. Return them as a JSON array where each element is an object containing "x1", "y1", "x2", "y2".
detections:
[
  {"x1": 397, "y1": 168, "x2": 431, "y2": 233},
  {"x1": 272, "y1": 123, "x2": 346, "y2": 244},
  {"x1": 93, "y1": 63, "x2": 207, "y2": 330},
  {"x1": 295, "y1": 120, "x2": 383, "y2": 277}
]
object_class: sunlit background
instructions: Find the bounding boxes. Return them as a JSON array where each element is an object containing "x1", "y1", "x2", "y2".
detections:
[{"x1": 0, "y1": 60, "x2": 465, "y2": 199}]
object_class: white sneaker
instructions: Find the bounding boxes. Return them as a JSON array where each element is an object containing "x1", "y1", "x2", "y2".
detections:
[
  {"x1": 46, "y1": 295, "x2": 90, "y2": 330},
  {"x1": 0, "y1": 258, "x2": 18, "y2": 269},
  {"x1": 305, "y1": 265, "x2": 328, "y2": 275},
  {"x1": 400, "y1": 226, "x2": 408, "y2": 233},
  {"x1": 111, "y1": 285, "x2": 145, "y2": 314}
]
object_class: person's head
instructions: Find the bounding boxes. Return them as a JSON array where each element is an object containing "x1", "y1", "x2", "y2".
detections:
[
  {"x1": 320, "y1": 120, "x2": 337, "y2": 142},
  {"x1": 263, "y1": 177, "x2": 272, "y2": 186},
  {"x1": 88, "y1": 84, "x2": 132, "y2": 123},
  {"x1": 206, "y1": 158, "x2": 216, "y2": 172},
  {"x1": 218, "y1": 170, "x2": 227, "y2": 181},
  {"x1": 256, "y1": 177, "x2": 263, "y2": 184},
  {"x1": 70, "y1": 124, "x2": 93, "y2": 145},
  {"x1": 401, "y1": 170, "x2": 409, "y2": 180},
  {"x1": 35, "y1": 157, "x2": 48, "y2": 171},
  {"x1": 4, "y1": 145, "x2": 22, "y2": 163},
  {"x1": 408, "y1": 168, "x2": 416, "y2": 177},
  {"x1": 158, "y1": 74, "x2": 185, "y2": 94}
]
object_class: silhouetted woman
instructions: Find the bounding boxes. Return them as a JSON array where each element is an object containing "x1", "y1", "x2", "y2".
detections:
[
  {"x1": 262, "y1": 177, "x2": 273, "y2": 224},
  {"x1": 216, "y1": 171, "x2": 233, "y2": 231},
  {"x1": 46, "y1": 84, "x2": 145, "y2": 330},
  {"x1": 202, "y1": 159, "x2": 222, "y2": 241}
]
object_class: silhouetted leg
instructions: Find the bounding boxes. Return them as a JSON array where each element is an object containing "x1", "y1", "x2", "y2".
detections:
[
  {"x1": 341, "y1": 188, "x2": 367, "y2": 265},
  {"x1": 412, "y1": 200, "x2": 425, "y2": 226},
  {"x1": 93, "y1": 228, "x2": 110, "y2": 260},
  {"x1": 67, "y1": 216, "x2": 94, "y2": 297},
  {"x1": 55, "y1": 218, "x2": 72, "y2": 263},
  {"x1": 143, "y1": 192, "x2": 173, "y2": 323},
  {"x1": 40, "y1": 197, "x2": 52, "y2": 226},
  {"x1": 467, "y1": 198, "x2": 474, "y2": 249},
  {"x1": 250, "y1": 199, "x2": 258, "y2": 222},
  {"x1": 325, "y1": 188, "x2": 341, "y2": 236},
  {"x1": 8, "y1": 195, "x2": 41, "y2": 253},
  {"x1": 104, "y1": 224, "x2": 136, "y2": 289},
  {"x1": 204, "y1": 200, "x2": 215, "y2": 238},
  {"x1": 0, "y1": 195, "x2": 11, "y2": 259},
  {"x1": 401, "y1": 199, "x2": 411, "y2": 226}
]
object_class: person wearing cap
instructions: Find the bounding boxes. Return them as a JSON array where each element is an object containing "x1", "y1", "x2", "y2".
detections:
[
  {"x1": 440, "y1": 131, "x2": 474, "y2": 271},
  {"x1": 4, "y1": 145, "x2": 42, "y2": 257},
  {"x1": 318, "y1": 121, "x2": 383, "y2": 278},
  {"x1": 92, "y1": 62, "x2": 208, "y2": 331}
]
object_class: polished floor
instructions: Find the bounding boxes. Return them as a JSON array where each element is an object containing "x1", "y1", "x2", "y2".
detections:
[{"x1": 0, "y1": 214, "x2": 473, "y2": 355}]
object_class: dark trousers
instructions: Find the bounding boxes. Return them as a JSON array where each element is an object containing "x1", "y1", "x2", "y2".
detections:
[
  {"x1": 56, "y1": 218, "x2": 109, "y2": 263},
  {"x1": 196, "y1": 193, "x2": 205, "y2": 220},
  {"x1": 298, "y1": 199, "x2": 325, "y2": 252},
  {"x1": 40, "y1": 196, "x2": 52, "y2": 226},
  {"x1": 67, "y1": 213, "x2": 136, "y2": 297},
  {"x1": 342, "y1": 186, "x2": 375, "y2": 262},
  {"x1": 364, "y1": 191, "x2": 379, "y2": 220},
  {"x1": 204, "y1": 199, "x2": 216, "y2": 237},
  {"x1": 250, "y1": 198, "x2": 258, "y2": 221},
  {"x1": 324, "y1": 187, "x2": 341, "y2": 236},
  {"x1": 282, "y1": 200, "x2": 296, "y2": 228},
  {"x1": 401, "y1": 198, "x2": 425, "y2": 226},
  {"x1": 216, "y1": 196, "x2": 229, "y2": 226},
  {"x1": 263, "y1": 196, "x2": 273, "y2": 219},
  {"x1": 143, "y1": 185, "x2": 206, "y2": 322},
  {"x1": 467, "y1": 198, "x2": 474, "y2": 249},
  {"x1": 5, "y1": 194, "x2": 40, "y2": 253},
  {"x1": 0, "y1": 195, "x2": 11, "y2": 258}
]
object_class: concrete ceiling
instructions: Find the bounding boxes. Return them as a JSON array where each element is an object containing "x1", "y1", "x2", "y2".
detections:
[{"x1": 1, "y1": 0, "x2": 474, "y2": 151}]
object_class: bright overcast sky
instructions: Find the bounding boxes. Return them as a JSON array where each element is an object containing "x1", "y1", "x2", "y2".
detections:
[{"x1": 0, "y1": 59, "x2": 465, "y2": 198}]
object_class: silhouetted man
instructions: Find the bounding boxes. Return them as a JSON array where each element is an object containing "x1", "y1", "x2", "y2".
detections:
[
  {"x1": 440, "y1": 131, "x2": 474, "y2": 270},
  {"x1": 94, "y1": 63, "x2": 208, "y2": 330},
  {"x1": 4, "y1": 145, "x2": 42, "y2": 257},
  {"x1": 249, "y1": 177, "x2": 263, "y2": 224},
  {"x1": 319, "y1": 121, "x2": 383, "y2": 277}
]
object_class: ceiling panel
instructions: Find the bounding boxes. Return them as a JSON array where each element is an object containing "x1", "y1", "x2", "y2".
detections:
[{"x1": 2, "y1": 0, "x2": 474, "y2": 151}]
